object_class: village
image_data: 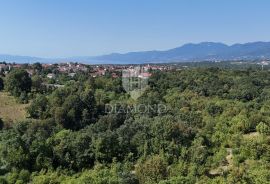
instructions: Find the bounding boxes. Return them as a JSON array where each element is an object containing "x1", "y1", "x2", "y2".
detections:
[
  {"x1": 1, "y1": 60, "x2": 270, "y2": 82},
  {"x1": 0, "y1": 61, "x2": 175, "y2": 80}
]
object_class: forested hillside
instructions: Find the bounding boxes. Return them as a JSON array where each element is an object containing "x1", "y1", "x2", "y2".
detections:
[{"x1": 0, "y1": 67, "x2": 270, "y2": 183}]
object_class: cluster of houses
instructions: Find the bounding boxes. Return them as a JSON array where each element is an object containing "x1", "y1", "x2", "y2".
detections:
[
  {"x1": 0, "y1": 63, "x2": 24, "y2": 76},
  {"x1": 90, "y1": 64, "x2": 172, "y2": 78},
  {"x1": 0, "y1": 63, "x2": 36, "y2": 76},
  {"x1": 1, "y1": 62, "x2": 173, "y2": 80},
  {"x1": 43, "y1": 63, "x2": 88, "y2": 79}
]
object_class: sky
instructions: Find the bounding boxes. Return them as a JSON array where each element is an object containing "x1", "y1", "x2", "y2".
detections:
[{"x1": 0, "y1": 0, "x2": 269, "y2": 58}]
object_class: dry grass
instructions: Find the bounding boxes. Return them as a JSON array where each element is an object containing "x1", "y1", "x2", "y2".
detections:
[
  {"x1": 0, "y1": 92, "x2": 28, "y2": 123},
  {"x1": 243, "y1": 132, "x2": 260, "y2": 139}
]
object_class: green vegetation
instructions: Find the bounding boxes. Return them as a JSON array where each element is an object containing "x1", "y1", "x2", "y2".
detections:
[
  {"x1": 0, "y1": 77, "x2": 4, "y2": 91},
  {"x1": 0, "y1": 66, "x2": 270, "y2": 183},
  {"x1": 5, "y1": 69, "x2": 31, "y2": 102}
]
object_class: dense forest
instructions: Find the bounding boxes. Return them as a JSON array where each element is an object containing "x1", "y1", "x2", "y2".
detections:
[{"x1": 0, "y1": 65, "x2": 270, "y2": 183}]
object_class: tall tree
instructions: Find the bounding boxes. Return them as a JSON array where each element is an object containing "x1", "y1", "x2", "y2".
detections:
[
  {"x1": 32, "y1": 62, "x2": 42, "y2": 73},
  {"x1": 0, "y1": 77, "x2": 4, "y2": 91},
  {"x1": 0, "y1": 118, "x2": 4, "y2": 130},
  {"x1": 5, "y1": 69, "x2": 32, "y2": 97}
]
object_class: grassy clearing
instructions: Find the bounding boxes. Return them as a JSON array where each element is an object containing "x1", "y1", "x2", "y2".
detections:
[
  {"x1": 0, "y1": 92, "x2": 28, "y2": 124},
  {"x1": 243, "y1": 132, "x2": 260, "y2": 139}
]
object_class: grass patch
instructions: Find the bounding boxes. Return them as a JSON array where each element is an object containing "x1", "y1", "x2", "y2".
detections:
[
  {"x1": 243, "y1": 132, "x2": 260, "y2": 139},
  {"x1": 0, "y1": 92, "x2": 28, "y2": 124}
]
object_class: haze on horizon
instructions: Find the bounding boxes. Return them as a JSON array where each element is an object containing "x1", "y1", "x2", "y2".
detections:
[{"x1": 1, "y1": 0, "x2": 269, "y2": 58}]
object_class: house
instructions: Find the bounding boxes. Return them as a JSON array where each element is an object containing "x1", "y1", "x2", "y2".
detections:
[
  {"x1": 138, "y1": 72, "x2": 152, "y2": 79},
  {"x1": 97, "y1": 69, "x2": 106, "y2": 76},
  {"x1": 42, "y1": 64, "x2": 52, "y2": 68},
  {"x1": 47, "y1": 73, "x2": 56, "y2": 79},
  {"x1": 26, "y1": 69, "x2": 34, "y2": 76},
  {"x1": 12, "y1": 64, "x2": 22, "y2": 68},
  {"x1": 111, "y1": 73, "x2": 118, "y2": 78},
  {"x1": 68, "y1": 73, "x2": 76, "y2": 78},
  {"x1": 0, "y1": 64, "x2": 7, "y2": 71}
]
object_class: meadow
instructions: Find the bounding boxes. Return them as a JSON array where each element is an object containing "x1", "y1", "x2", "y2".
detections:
[{"x1": 0, "y1": 92, "x2": 28, "y2": 124}]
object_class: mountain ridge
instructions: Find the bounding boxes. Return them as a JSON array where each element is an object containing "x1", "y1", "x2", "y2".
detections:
[
  {"x1": 1, "y1": 41, "x2": 270, "y2": 64},
  {"x1": 92, "y1": 41, "x2": 270, "y2": 63}
]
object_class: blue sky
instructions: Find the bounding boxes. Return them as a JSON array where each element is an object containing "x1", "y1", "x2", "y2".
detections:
[{"x1": 0, "y1": 0, "x2": 269, "y2": 57}]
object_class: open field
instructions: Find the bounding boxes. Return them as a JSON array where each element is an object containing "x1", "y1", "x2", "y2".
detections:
[{"x1": 0, "y1": 92, "x2": 28, "y2": 123}]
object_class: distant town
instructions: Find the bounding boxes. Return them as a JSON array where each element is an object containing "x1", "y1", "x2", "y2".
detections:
[
  {"x1": 0, "y1": 62, "x2": 174, "y2": 79},
  {"x1": 1, "y1": 60, "x2": 270, "y2": 80}
]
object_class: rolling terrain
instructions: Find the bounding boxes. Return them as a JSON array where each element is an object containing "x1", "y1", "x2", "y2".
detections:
[{"x1": 1, "y1": 41, "x2": 270, "y2": 64}]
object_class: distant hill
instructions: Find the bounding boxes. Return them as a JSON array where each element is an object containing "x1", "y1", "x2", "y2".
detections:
[
  {"x1": 1, "y1": 42, "x2": 270, "y2": 64},
  {"x1": 0, "y1": 54, "x2": 51, "y2": 63},
  {"x1": 92, "y1": 42, "x2": 270, "y2": 63}
]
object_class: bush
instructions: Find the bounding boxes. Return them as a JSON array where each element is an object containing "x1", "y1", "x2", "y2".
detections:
[
  {"x1": 0, "y1": 118, "x2": 4, "y2": 130},
  {"x1": 136, "y1": 155, "x2": 168, "y2": 184},
  {"x1": 207, "y1": 103, "x2": 223, "y2": 116},
  {"x1": 256, "y1": 122, "x2": 270, "y2": 135},
  {"x1": 0, "y1": 177, "x2": 8, "y2": 184},
  {"x1": 0, "y1": 77, "x2": 4, "y2": 90},
  {"x1": 18, "y1": 91, "x2": 29, "y2": 103},
  {"x1": 27, "y1": 95, "x2": 48, "y2": 119}
]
